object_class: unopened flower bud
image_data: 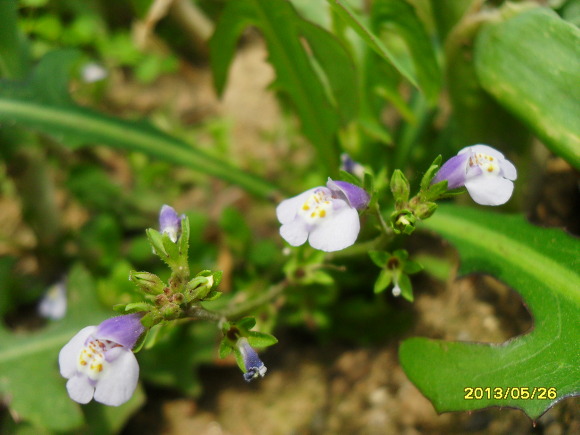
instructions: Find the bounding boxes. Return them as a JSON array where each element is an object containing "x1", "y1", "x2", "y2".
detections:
[{"x1": 129, "y1": 271, "x2": 164, "y2": 295}]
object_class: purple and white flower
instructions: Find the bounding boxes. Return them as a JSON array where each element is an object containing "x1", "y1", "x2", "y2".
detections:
[
  {"x1": 237, "y1": 337, "x2": 267, "y2": 382},
  {"x1": 276, "y1": 179, "x2": 370, "y2": 252},
  {"x1": 159, "y1": 204, "x2": 182, "y2": 242},
  {"x1": 432, "y1": 144, "x2": 517, "y2": 206},
  {"x1": 59, "y1": 313, "x2": 145, "y2": 406}
]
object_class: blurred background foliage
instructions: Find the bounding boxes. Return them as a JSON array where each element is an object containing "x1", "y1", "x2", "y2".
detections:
[{"x1": 0, "y1": 0, "x2": 578, "y2": 432}]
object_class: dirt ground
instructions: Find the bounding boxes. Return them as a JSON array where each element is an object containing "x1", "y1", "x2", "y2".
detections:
[{"x1": 109, "y1": 39, "x2": 579, "y2": 435}]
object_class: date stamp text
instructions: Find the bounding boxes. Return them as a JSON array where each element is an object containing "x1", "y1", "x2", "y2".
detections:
[{"x1": 464, "y1": 387, "x2": 557, "y2": 400}]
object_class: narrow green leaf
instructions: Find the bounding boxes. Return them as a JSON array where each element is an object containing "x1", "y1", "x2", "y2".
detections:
[
  {"x1": 0, "y1": 0, "x2": 27, "y2": 78},
  {"x1": 328, "y1": 0, "x2": 425, "y2": 94},
  {"x1": 400, "y1": 205, "x2": 580, "y2": 419},
  {"x1": 374, "y1": 269, "x2": 393, "y2": 294},
  {"x1": 0, "y1": 51, "x2": 278, "y2": 199},
  {"x1": 327, "y1": 0, "x2": 441, "y2": 103},
  {"x1": 372, "y1": 0, "x2": 442, "y2": 104},
  {"x1": 210, "y1": 0, "x2": 343, "y2": 173},
  {"x1": 296, "y1": 19, "x2": 358, "y2": 123},
  {"x1": 475, "y1": 8, "x2": 580, "y2": 169}
]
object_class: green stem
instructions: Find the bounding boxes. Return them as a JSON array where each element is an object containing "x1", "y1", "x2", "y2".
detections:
[
  {"x1": 373, "y1": 202, "x2": 391, "y2": 236},
  {"x1": 183, "y1": 279, "x2": 290, "y2": 322},
  {"x1": 220, "y1": 280, "x2": 289, "y2": 319}
]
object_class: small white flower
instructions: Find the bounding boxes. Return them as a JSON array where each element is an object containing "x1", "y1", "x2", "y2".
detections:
[
  {"x1": 392, "y1": 281, "x2": 402, "y2": 297},
  {"x1": 38, "y1": 281, "x2": 67, "y2": 320},
  {"x1": 59, "y1": 314, "x2": 144, "y2": 406},
  {"x1": 276, "y1": 179, "x2": 369, "y2": 252},
  {"x1": 433, "y1": 144, "x2": 517, "y2": 206},
  {"x1": 81, "y1": 62, "x2": 107, "y2": 83}
]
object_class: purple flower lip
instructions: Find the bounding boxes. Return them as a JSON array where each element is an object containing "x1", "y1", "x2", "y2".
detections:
[
  {"x1": 95, "y1": 313, "x2": 145, "y2": 349},
  {"x1": 159, "y1": 205, "x2": 183, "y2": 242},
  {"x1": 327, "y1": 179, "x2": 370, "y2": 210}
]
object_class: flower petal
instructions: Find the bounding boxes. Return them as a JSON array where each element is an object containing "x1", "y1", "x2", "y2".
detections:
[
  {"x1": 66, "y1": 375, "x2": 95, "y2": 404},
  {"x1": 93, "y1": 349, "x2": 139, "y2": 406},
  {"x1": 95, "y1": 313, "x2": 145, "y2": 349},
  {"x1": 308, "y1": 205, "x2": 360, "y2": 252},
  {"x1": 280, "y1": 219, "x2": 309, "y2": 247},
  {"x1": 59, "y1": 326, "x2": 97, "y2": 379},
  {"x1": 466, "y1": 144, "x2": 505, "y2": 160},
  {"x1": 465, "y1": 176, "x2": 514, "y2": 206},
  {"x1": 500, "y1": 159, "x2": 517, "y2": 180},
  {"x1": 327, "y1": 179, "x2": 370, "y2": 210},
  {"x1": 276, "y1": 187, "x2": 321, "y2": 225},
  {"x1": 432, "y1": 153, "x2": 470, "y2": 189}
]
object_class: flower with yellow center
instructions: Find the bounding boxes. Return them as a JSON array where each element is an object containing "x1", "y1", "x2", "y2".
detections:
[
  {"x1": 276, "y1": 179, "x2": 370, "y2": 252},
  {"x1": 59, "y1": 313, "x2": 145, "y2": 406},
  {"x1": 433, "y1": 144, "x2": 517, "y2": 206}
]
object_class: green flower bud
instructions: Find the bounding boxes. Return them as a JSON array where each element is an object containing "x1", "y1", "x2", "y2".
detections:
[
  {"x1": 414, "y1": 201, "x2": 438, "y2": 220},
  {"x1": 390, "y1": 210, "x2": 417, "y2": 235},
  {"x1": 129, "y1": 271, "x2": 165, "y2": 295},
  {"x1": 390, "y1": 169, "x2": 410, "y2": 207}
]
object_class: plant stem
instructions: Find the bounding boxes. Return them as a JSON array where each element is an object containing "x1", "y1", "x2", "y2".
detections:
[
  {"x1": 373, "y1": 202, "x2": 391, "y2": 236},
  {"x1": 183, "y1": 279, "x2": 290, "y2": 322}
]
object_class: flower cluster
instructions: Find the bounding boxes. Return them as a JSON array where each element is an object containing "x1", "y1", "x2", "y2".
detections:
[{"x1": 59, "y1": 313, "x2": 145, "y2": 406}]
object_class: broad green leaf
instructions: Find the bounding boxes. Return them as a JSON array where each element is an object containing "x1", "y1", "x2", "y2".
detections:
[
  {"x1": 475, "y1": 8, "x2": 580, "y2": 169},
  {"x1": 400, "y1": 205, "x2": 580, "y2": 419},
  {"x1": 0, "y1": 50, "x2": 278, "y2": 199},
  {"x1": 210, "y1": 0, "x2": 357, "y2": 173},
  {"x1": 0, "y1": 265, "x2": 111, "y2": 431}
]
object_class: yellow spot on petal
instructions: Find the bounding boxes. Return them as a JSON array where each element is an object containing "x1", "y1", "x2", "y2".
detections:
[
  {"x1": 319, "y1": 210, "x2": 326, "y2": 218},
  {"x1": 80, "y1": 360, "x2": 87, "y2": 366},
  {"x1": 302, "y1": 204, "x2": 310, "y2": 211},
  {"x1": 311, "y1": 212, "x2": 316, "y2": 218}
]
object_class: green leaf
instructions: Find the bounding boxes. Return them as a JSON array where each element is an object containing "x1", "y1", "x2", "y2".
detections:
[
  {"x1": 246, "y1": 331, "x2": 279, "y2": 348},
  {"x1": 210, "y1": 0, "x2": 354, "y2": 173},
  {"x1": 397, "y1": 273, "x2": 414, "y2": 302},
  {"x1": 368, "y1": 250, "x2": 389, "y2": 267},
  {"x1": 0, "y1": 50, "x2": 278, "y2": 198},
  {"x1": 218, "y1": 338, "x2": 233, "y2": 359},
  {"x1": 0, "y1": 0, "x2": 27, "y2": 78},
  {"x1": 475, "y1": 8, "x2": 580, "y2": 169},
  {"x1": 328, "y1": 0, "x2": 440, "y2": 103},
  {"x1": 0, "y1": 264, "x2": 112, "y2": 431},
  {"x1": 400, "y1": 205, "x2": 580, "y2": 419},
  {"x1": 374, "y1": 269, "x2": 392, "y2": 294},
  {"x1": 371, "y1": 0, "x2": 442, "y2": 104},
  {"x1": 296, "y1": 18, "x2": 358, "y2": 123},
  {"x1": 236, "y1": 317, "x2": 256, "y2": 331}
]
